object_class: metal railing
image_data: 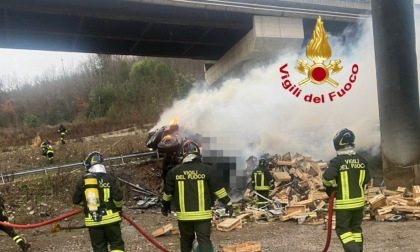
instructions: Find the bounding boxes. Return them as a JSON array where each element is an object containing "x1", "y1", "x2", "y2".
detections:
[{"x1": 0, "y1": 151, "x2": 159, "y2": 184}]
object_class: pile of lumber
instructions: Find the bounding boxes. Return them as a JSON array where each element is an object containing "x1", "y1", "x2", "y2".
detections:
[
  {"x1": 260, "y1": 152, "x2": 329, "y2": 223},
  {"x1": 366, "y1": 185, "x2": 420, "y2": 221}
]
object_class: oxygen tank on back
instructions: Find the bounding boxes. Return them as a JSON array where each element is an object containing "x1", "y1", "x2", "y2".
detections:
[{"x1": 84, "y1": 173, "x2": 100, "y2": 221}]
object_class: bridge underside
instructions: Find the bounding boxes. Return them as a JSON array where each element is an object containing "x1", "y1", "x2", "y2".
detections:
[
  {"x1": 0, "y1": 0, "x2": 365, "y2": 61},
  {"x1": 0, "y1": 0, "x2": 254, "y2": 60}
]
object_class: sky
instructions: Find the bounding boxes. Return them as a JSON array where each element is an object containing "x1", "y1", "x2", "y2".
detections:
[{"x1": 0, "y1": 49, "x2": 89, "y2": 85}]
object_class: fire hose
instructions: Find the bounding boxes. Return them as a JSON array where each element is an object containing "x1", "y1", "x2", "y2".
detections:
[
  {"x1": 322, "y1": 190, "x2": 336, "y2": 252},
  {"x1": 0, "y1": 209, "x2": 170, "y2": 252}
]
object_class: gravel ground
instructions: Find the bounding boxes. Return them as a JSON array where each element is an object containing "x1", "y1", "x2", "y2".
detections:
[{"x1": 2, "y1": 207, "x2": 420, "y2": 252}]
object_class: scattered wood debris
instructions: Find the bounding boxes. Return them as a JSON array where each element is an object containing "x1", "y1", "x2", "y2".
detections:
[
  {"x1": 222, "y1": 241, "x2": 262, "y2": 252},
  {"x1": 151, "y1": 223, "x2": 177, "y2": 237}
]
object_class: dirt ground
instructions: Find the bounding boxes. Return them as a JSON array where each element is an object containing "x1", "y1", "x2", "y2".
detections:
[
  {"x1": 1, "y1": 129, "x2": 419, "y2": 252},
  {"x1": 2, "y1": 207, "x2": 420, "y2": 252}
]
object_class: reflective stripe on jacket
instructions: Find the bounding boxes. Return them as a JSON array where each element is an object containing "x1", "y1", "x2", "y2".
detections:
[
  {"x1": 323, "y1": 153, "x2": 370, "y2": 210},
  {"x1": 252, "y1": 165, "x2": 272, "y2": 191},
  {"x1": 162, "y1": 159, "x2": 231, "y2": 221}
]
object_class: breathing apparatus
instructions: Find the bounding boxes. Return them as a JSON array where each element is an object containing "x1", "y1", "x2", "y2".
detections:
[{"x1": 84, "y1": 173, "x2": 102, "y2": 221}]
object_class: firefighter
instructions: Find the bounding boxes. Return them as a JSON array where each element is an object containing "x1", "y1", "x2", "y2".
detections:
[
  {"x1": 72, "y1": 151, "x2": 125, "y2": 252},
  {"x1": 251, "y1": 158, "x2": 273, "y2": 208},
  {"x1": 0, "y1": 196, "x2": 31, "y2": 251},
  {"x1": 40, "y1": 140, "x2": 54, "y2": 164},
  {"x1": 161, "y1": 140, "x2": 233, "y2": 252},
  {"x1": 57, "y1": 124, "x2": 68, "y2": 144},
  {"x1": 323, "y1": 128, "x2": 371, "y2": 252}
]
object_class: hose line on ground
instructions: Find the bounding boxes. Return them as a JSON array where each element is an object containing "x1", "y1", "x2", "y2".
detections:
[
  {"x1": 322, "y1": 190, "x2": 336, "y2": 252},
  {"x1": 121, "y1": 212, "x2": 170, "y2": 252},
  {"x1": 0, "y1": 209, "x2": 83, "y2": 229},
  {"x1": 0, "y1": 209, "x2": 170, "y2": 252}
]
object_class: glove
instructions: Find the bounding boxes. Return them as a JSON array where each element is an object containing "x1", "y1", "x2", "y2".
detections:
[
  {"x1": 161, "y1": 199, "x2": 171, "y2": 216},
  {"x1": 225, "y1": 203, "x2": 233, "y2": 218},
  {"x1": 161, "y1": 206, "x2": 170, "y2": 217},
  {"x1": 116, "y1": 207, "x2": 123, "y2": 216},
  {"x1": 325, "y1": 186, "x2": 337, "y2": 197}
]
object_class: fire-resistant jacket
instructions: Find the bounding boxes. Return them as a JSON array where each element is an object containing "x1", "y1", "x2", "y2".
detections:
[
  {"x1": 72, "y1": 172, "x2": 123, "y2": 226},
  {"x1": 162, "y1": 159, "x2": 231, "y2": 221},
  {"x1": 323, "y1": 153, "x2": 371, "y2": 210},
  {"x1": 251, "y1": 165, "x2": 273, "y2": 191}
]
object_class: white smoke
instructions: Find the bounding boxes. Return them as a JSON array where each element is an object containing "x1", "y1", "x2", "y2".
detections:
[
  {"x1": 155, "y1": 10, "x2": 420, "y2": 172},
  {"x1": 156, "y1": 19, "x2": 377, "y2": 160}
]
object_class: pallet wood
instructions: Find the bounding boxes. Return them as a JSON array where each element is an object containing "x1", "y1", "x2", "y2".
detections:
[
  {"x1": 292, "y1": 198, "x2": 315, "y2": 208},
  {"x1": 217, "y1": 218, "x2": 242, "y2": 232},
  {"x1": 245, "y1": 208, "x2": 266, "y2": 219},
  {"x1": 273, "y1": 171, "x2": 291, "y2": 182},
  {"x1": 292, "y1": 211, "x2": 317, "y2": 220},
  {"x1": 222, "y1": 241, "x2": 262, "y2": 252},
  {"x1": 397, "y1": 187, "x2": 406, "y2": 193},
  {"x1": 377, "y1": 205, "x2": 394, "y2": 215},
  {"x1": 393, "y1": 206, "x2": 420, "y2": 213},
  {"x1": 413, "y1": 185, "x2": 420, "y2": 198},
  {"x1": 369, "y1": 194, "x2": 386, "y2": 210},
  {"x1": 285, "y1": 205, "x2": 306, "y2": 215},
  {"x1": 279, "y1": 210, "x2": 302, "y2": 221},
  {"x1": 151, "y1": 223, "x2": 174, "y2": 237}
]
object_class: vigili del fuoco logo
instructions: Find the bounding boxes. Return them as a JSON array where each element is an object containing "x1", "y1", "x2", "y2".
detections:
[{"x1": 279, "y1": 16, "x2": 359, "y2": 103}]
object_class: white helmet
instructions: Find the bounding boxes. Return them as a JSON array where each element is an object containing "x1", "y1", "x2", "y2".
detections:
[{"x1": 88, "y1": 164, "x2": 106, "y2": 173}]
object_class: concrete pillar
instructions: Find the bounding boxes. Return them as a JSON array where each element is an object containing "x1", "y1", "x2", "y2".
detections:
[
  {"x1": 371, "y1": 0, "x2": 420, "y2": 189},
  {"x1": 205, "y1": 16, "x2": 304, "y2": 85}
]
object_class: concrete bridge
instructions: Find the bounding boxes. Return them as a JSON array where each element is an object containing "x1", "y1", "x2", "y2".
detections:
[
  {"x1": 1, "y1": 0, "x2": 418, "y2": 188},
  {"x1": 0, "y1": 0, "x2": 370, "y2": 84}
]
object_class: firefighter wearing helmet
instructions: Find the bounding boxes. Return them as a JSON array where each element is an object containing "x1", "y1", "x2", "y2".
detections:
[
  {"x1": 161, "y1": 140, "x2": 233, "y2": 252},
  {"x1": 323, "y1": 128, "x2": 371, "y2": 252},
  {"x1": 251, "y1": 158, "x2": 273, "y2": 207},
  {"x1": 72, "y1": 151, "x2": 125, "y2": 252}
]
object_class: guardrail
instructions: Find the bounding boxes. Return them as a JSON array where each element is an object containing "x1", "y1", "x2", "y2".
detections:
[{"x1": 0, "y1": 150, "x2": 159, "y2": 184}]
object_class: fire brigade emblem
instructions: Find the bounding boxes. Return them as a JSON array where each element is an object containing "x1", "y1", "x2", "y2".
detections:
[{"x1": 295, "y1": 16, "x2": 342, "y2": 87}]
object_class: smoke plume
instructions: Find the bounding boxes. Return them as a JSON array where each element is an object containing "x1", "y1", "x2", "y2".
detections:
[{"x1": 155, "y1": 11, "x2": 420, "y2": 186}]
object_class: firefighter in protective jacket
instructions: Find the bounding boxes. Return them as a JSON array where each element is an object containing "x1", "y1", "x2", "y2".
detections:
[
  {"x1": 72, "y1": 152, "x2": 124, "y2": 252},
  {"x1": 0, "y1": 196, "x2": 31, "y2": 251},
  {"x1": 161, "y1": 140, "x2": 233, "y2": 252},
  {"x1": 251, "y1": 158, "x2": 273, "y2": 207},
  {"x1": 323, "y1": 128, "x2": 371, "y2": 252}
]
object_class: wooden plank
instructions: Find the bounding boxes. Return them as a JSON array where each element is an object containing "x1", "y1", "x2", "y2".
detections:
[
  {"x1": 292, "y1": 198, "x2": 315, "y2": 208},
  {"x1": 222, "y1": 241, "x2": 262, "y2": 252},
  {"x1": 279, "y1": 210, "x2": 302, "y2": 221},
  {"x1": 273, "y1": 171, "x2": 291, "y2": 182},
  {"x1": 311, "y1": 191, "x2": 329, "y2": 201},
  {"x1": 397, "y1": 187, "x2": 406, "y2": 193},
  {"x1": 413, "y1": 185, "x2": 420, "y2": 198},
  {"x1": 369, "y1": 194, "x2": 387, "y2": 210},
  {"x1": 377, "y1": 205, "x2": 394, "y2": 215},
  {"x1": 285, "y1": 205, "x2": 306, "y2": 215},
  {"x1": 393, "y1": 206, "x2": 420, "y2": 213},
  {"x1": 151, "y1": 223, "x2": 174, "y2": 237},
  {"x1": 217, "y1": 218, "x2": 242, "y2": 232}
]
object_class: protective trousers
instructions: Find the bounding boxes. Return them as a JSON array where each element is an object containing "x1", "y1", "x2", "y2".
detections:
[
  {"x1": 256, "y1": 190, "x2": 269, "y2": 206},
  {"x1": 88, "y1": 222, "x2": 125, "y2": 252},
  {"x1": 335, "y1": 208, "x2": 364, "y2": 252},
  {"x1": 0, "y1": 214, "x2": 28, "y2": 250},
  {"x1": 178, "y1": 220, "x2": 213, "y2": 252}
]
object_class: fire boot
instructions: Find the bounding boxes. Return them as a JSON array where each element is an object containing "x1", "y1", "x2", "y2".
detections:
[{"x1": 19, "y1": 241, "x2": 31, "y2": 252}]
